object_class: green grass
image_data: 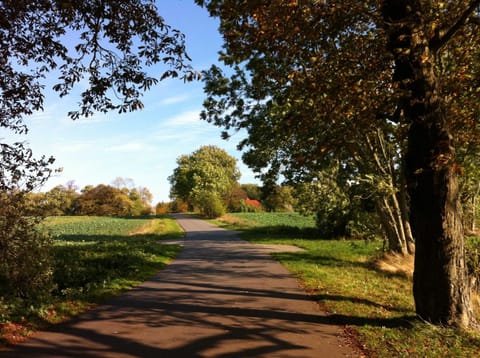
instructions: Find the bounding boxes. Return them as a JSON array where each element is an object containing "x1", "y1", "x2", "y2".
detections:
[
  {"x1": 212, "y1": 212, "x2": 319, "y2": 238},
  {"x1": 215, "y1": 212, "x2": 480, "y2": 358},
  {"x1": 0, "y1": 215, "x2": 183, "y2": 345},
  {"x1": 223, "y1": 212, "x2": 316, "y2": 228}
]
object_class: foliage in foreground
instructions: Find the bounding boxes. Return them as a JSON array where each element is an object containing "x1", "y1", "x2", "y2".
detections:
[
  {"x1": 0, "y1": 216, "x2": 182, "y2": 346},
  {"x1": 0, "y1": 193, "x2": 54, "y2": 300},
  {"x1": 215, "y1": 213, "x2": 480, "y2": 357}
]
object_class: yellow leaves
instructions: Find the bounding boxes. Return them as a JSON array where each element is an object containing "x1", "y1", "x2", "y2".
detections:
[{"x1": 420, "y1": 53, "x2": 431, "y2": 64}]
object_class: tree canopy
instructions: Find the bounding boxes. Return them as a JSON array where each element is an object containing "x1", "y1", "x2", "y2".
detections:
[
  {"x1": 1, "y1": 0, "x2": 198, "y2": 192},
  {"x1": 196, "y1": 0, "x2": 480, "y2": 328}
]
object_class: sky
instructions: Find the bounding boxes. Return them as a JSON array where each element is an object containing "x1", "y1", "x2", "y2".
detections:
[{"x1": 4, "y1": 0, "x2": 259, "y2": 204}]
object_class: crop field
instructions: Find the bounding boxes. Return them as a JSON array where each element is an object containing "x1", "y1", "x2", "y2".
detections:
[
  {"x1": 45, "y1": 216, "x2": 151, "y2": 237},
  {"x1": 226, "y1": 212, "x2": 316, "y2": 228},
  {"x1": 216, "y1": 212, "x2": 318, "y2": 239},
  {"x1": 0, "y1": 216, "x2": 183, "y2": 345}
]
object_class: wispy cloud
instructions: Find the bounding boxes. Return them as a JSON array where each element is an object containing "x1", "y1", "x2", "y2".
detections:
[
  {"x1": 108, "y1": 142, "x2": 153, "y2": 152},
  {"x1": 158, "y1": 94, "x2": 190, "y2": 106},
  {"x1": 164, "y1": 110, "x2": 203, "y2": 126}
]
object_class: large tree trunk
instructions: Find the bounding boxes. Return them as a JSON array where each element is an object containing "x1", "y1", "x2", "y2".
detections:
[
  {"x1": 407, "y1": 121, "x2": 474, "y2": 328},
  {"x1": 383, "y1": 0, "x2": 475, "y2": 328}
]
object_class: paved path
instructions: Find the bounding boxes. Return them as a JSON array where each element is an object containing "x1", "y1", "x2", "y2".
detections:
[{"x1": 1, "y1": 214, "x2": 354, "y2": 357}]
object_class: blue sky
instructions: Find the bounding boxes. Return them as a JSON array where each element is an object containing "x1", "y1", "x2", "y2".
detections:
[{"x1": 6, "y1": 1, "x2": 259, "y2": 204}]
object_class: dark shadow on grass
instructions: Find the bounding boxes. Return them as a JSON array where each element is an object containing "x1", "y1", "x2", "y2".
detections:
[
  {"x1": 52, "y1": 234, "x2": 181, "y2": 297},
  {"x1": 328, "y1": 313, "x2": 418, "y2": 328},
  {"x1": 313, "y1": 293, "x2": 413, "y2": 314},
  {"x1": 240, "y1": 225, "x2": 322, "y2": 239},
  {"x1": 272, "y1": 251, "x2": 412, "y2": 281},
  {"x1": 273, "y1": 251, "x2": 374, "y2": 271}
]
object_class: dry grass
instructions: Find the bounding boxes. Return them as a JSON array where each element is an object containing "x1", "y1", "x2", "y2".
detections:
[
  {"x1": 216, "y1": 214, "x2": 257, "y2": 228},
  {"x1": 374, "y1": 252, "x2": 414, "y2": 279}
]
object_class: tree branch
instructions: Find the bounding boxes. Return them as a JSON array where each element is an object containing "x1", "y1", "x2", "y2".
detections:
[{"x1": 431, "y1": 0, "x2": 480, "y2": 51}]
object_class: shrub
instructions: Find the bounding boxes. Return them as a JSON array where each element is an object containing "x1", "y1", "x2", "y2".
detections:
[
  {"x1": 155, "y1": 202, "x2": 171, "y2": 215},
  {"x1": 194, "y1": 191, "x2": 226, "y2": 218},
  {"x1": 170, "y1": 199, "x2": 189, "y2": 213},
  {"x1": 240, "y1": 199, "x2": 264, "y2": 212},
  {"x1": 0, "y1": 192, "x2": 54, "y2": 300}
]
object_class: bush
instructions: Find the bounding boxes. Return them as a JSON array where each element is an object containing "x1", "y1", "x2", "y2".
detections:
[
  {"x1": 155, "y1": 201, "x2": 171, "y2": 215},
  {"x1": 240, "y1": 199, "x2": 264, "y2": 213},
  {"x1": 170, "y1": 199, "x2": 189, "y2": 213},
  {"x1": 0, "y1": 193, "x2": 54, "y2": 299},
  {"x1": 194, "y1": 191, "x2": 226, "y2": 218}
]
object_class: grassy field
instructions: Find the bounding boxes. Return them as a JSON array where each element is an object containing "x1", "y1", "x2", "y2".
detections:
[
  {"x1": 216, "y1": 212, "x2": 480, "y2": 358},
  {"x1": 0, "y1": 215, "x2": 183, "y2": 345}
]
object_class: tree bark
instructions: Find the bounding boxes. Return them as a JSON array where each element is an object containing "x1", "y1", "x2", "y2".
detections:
[{"x1": 383, "y1": 0, "x2": 475, "y2": 328}]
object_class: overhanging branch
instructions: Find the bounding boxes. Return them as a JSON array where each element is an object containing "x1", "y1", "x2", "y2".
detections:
[{"x1": 431, "y1": 0, "x2": 480, "y2": 51}]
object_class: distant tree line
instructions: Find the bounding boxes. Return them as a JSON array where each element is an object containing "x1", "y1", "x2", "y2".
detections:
[{"x1": 28, "y1": 178, "x2": 153, "y2": 217}]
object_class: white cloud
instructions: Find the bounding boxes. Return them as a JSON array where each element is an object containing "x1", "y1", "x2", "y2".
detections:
[
  {"x1": 158, "y1": 94, "x2": 190, "y2": 106},
  {"x1": 164, "y1": 110, "x2": 202, "y2": 126}
]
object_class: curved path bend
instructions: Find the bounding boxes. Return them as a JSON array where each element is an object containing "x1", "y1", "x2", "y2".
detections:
[{"x1": 1, "y1": 214, "x2": 355, "y2": 358}]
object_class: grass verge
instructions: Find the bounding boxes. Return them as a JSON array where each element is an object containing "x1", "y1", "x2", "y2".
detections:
[
  {"x1": 216, "y1": 212, "x2": 480, "y2": 357},
  {"x1": 0, "y1": 215, "x2": 183, "y2": 346}
]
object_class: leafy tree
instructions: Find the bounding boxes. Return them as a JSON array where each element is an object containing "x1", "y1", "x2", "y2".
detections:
[
  {"x1": 382, "y1": 0, "x2": 479, "y2": 329},
  {"x1": 0, "y1": 192, "x2": 54, "y2": 299},
  {"x1": 1, "y1": 0, "x2": 197, "y2": 194},
  {"x1": 112, "y1": 178, "x2": 154, "y2": 215},
  {"x1": 128, "y1": 186, "x2": 153, "y2": 215},
  {"x1": 194, "y1": 190, "x2": 226, "y2": 218},
  {"x1": 155, "y1": 201, "x2": 171, "y2": 215},
  {"x1": 240, "y1": 183, "x2": 262, "y2": 201},
  {"x1": 262, "y1": 185, "x2": 296, "y2": 212},
  {"x1": 74, "y1": 184, "x2": 134, "y2": 216},
  {"x1": 41, "y1": 184, "x2": 79, "y2": 216},
  {"x1": 196, "y1": 0, "x2": 480, "y2": 328},
  {"x1": 198, "y1": 1, "x2": 413, "y2": 255},
  {"x1": 169, "y1": 145, "x2": 241, "y2": 217},
  {"x1": 227, "y1": 185, "x2": 248, "y2": 212}
]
